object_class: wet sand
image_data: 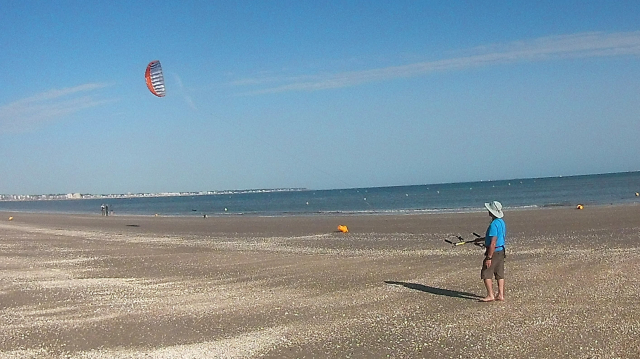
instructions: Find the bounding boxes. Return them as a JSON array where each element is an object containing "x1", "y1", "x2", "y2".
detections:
[{"x1": 1, "y1": 205, "x2": 639, "y2": 358}]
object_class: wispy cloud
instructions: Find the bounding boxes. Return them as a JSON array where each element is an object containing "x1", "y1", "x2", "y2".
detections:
[
  {"x1": 172, "y1": 74, "x2": 197, "y2": 111},
  {"x1": 0, "y1": 83, "x2": 112, "y2": 133},
  {"x1": 234, "y1": 31, "x2": 640, "y2": 95}
]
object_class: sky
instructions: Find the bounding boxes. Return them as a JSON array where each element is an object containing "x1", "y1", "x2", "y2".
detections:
[{"x1": 1, "y1": 1, "x2": 639, "y2": 195}]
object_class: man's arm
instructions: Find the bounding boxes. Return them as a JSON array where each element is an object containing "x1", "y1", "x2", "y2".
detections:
[{"x1": 485, "y1": 236, "x2": 497, "y2": 262}]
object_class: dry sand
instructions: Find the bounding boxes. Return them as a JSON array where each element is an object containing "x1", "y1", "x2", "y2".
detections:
[{"x1": 0, "y1": 205, "x2": 639, "y2": 358}]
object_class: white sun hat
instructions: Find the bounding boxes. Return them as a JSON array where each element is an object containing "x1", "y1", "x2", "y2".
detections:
[{"x1": 484, "y1": 201, "x2": 504, "y2": 218}]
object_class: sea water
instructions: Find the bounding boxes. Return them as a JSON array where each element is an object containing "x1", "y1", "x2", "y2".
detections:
[{"x1": 0, "y1": 172, "x2": 638, "y2": 216}]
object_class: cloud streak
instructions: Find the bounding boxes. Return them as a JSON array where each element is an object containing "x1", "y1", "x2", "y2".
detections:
[
  {"x1": 0, "y1": 83, "x2": 112, "y2": 133},
  {"x1": 172, "y1": 73, "x2": 197, "y2": 111},
  {"x1": 236, "y1": 31, "x2": 640, "y2": 95}
]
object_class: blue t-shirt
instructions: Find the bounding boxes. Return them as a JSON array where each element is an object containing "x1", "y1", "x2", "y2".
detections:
[{"x1": 485, "y1": 218, "x2": 506, "y2": 251}]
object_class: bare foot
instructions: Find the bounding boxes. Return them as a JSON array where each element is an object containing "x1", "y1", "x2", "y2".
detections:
[{"x1": 479, "y1": 296, "x2": 495, "y2": 302}]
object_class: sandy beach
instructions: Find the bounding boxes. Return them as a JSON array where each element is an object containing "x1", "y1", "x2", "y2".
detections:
[{"x1": 1, "y1": 205, "x2": 639, "y2": 358}]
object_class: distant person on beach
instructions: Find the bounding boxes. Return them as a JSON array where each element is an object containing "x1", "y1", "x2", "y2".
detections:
[{"x1": 479, "y1": 201, "x2": 506, "y2": 302}]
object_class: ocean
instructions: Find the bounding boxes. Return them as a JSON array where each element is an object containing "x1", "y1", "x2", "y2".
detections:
[{"x1": 1, "y1": 172, "x2": 639, "y2": 216}]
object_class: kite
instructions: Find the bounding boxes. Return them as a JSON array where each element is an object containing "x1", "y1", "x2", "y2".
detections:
[{"x1": 145, "y1": 60, "x2": 165, "y2": 97}]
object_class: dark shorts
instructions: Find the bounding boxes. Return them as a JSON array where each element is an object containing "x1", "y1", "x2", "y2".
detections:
[{"x1": 481, "y1": 250, "x2": 505, "y2": 280}]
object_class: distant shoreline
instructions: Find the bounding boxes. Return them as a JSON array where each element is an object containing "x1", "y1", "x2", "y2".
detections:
[
  {"x1": 1, "y1": 171, "x2": 638, "y2": 217},
  {"x1": 2, "y1": 170, "x2": 638, "y2": 202},
  {"x1": 0, "y1": 203, "x2": 594, "y2": 218},
  {"x1": 0, "y1": 201, "x2": 636, "y2": 220}
]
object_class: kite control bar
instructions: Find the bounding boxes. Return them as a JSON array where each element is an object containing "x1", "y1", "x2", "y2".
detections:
[{"x1": 444, "y1": 232, "x2": 484, "y2": 247}]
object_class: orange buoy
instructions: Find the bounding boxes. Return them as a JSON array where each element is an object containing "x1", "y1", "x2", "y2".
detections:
[
  {"x1": 576, "y1": 204, "x2": 584, "y2": 210},
  {"x1": 337, "y1": 225, "x2": 349, "y2": 233}
]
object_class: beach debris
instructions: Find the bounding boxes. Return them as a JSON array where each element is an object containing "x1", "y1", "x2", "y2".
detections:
[
  {"x1": 576, "y1": 204, "x2": 584, "y2": 210},
  {"x1": 145, "y1": 60, "x2": 166, "y2": 97},
  {"x1": 337, "y1": 225, "x2": 349, "y2": 233}
]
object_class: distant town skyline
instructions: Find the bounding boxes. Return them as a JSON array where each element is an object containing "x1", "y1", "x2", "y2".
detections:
[{"x1": 0, "y1": 188, "x2": 308, "y2": 201}]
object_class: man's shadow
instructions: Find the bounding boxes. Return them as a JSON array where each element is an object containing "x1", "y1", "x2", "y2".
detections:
[{"x1": 384, "y1": 281, "x2": 482, "y2": 300}]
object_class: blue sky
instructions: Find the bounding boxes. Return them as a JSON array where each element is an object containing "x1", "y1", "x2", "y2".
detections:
[{"x1": 1, "y1": 1, "x2": 639, "y2": 194}]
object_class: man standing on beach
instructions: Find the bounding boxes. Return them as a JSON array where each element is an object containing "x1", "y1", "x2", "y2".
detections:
[{"x1": 480, "y1": 201, "x2": 506, "y2": 302}]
